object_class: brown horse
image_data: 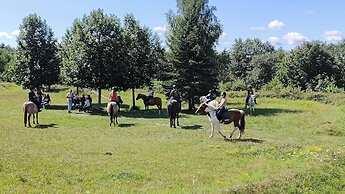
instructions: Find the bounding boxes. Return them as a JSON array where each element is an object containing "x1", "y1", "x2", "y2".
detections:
[
  {"x1": 167, "y1": 99, "x2": 181, "y2": 128},
  {"x1": 23, "y1": 101, "x2": 39, "y2": 127},
  {"x1": 107, "y1": 102, "x2": 119, "y2": 126},
  {"x1": 136, "y1": 93, "x2": 162, "y2": 114},
  {"x1": 196, "y1": 98, "x2": 245, "y2": 139}
]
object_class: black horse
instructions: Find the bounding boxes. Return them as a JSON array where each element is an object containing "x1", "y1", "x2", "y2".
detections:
[{"x1": 167, "y1": 99, "x2": 181, "y2": 128}]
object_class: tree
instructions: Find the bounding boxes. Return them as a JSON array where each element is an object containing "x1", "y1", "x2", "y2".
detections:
[
  {"x1": 122, "y1": 14, "x2": 157, "y2": 109},
  {"x1": 167, "y1": 0, "x2": 222, "y2": 110},
  {"x1": 230, "y1": 38, "x2": 274, "y2": 81},
  {"x1": 60, "y1": 9, "x2": 124, "y2": 105},
  {"x1": 247, "y1": 50, "x2": 286, "y2": 89},
  {"x1": 0, "y1": 44, "x2": 15, "y2": 82},
  {"x1": 14, "y1": 14, "x2": 60, "y2": 89},
  {"x1": 280, "y1": 41, "x2": 336, "y2": 90}
]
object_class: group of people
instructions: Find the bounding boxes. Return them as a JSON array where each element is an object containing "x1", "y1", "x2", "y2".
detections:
[
  {"x1": 66, "y1": 90, "x2": 92, "y2": 113},
  {"x1": 28, "y1": 88, "x2": 51, "y2": 111}
]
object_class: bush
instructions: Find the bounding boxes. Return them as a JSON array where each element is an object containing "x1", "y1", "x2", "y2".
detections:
[{"x1": 231, "y1": 78, "x2": 247, "y2": 91}]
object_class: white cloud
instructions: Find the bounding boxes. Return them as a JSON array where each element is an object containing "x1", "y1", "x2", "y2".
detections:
[
  {"x1": 304, "y1": 9, "x2": 314, "y2": 15},
  {"x1": 323, "y1": 30, "x2": 343, "y2": 42},
  {"x1": 250, "y1": 26, "x2": 265, "y2": 31},
  {"x1": 220, "y1": 32, "x2": 227, "y2": 38},
  {"x1": 0, "y1": 32, "x2": 13, "y2": 39},
  {"x1": 11, "y1": 30, "x2": 20, "y2": 36},
  {"x1": 153, "y1": 26, "x2": 168, "y2": 35},
  {"x1": 0, "y1": 29, "x2": 19, "y2": 39},
  {"x1": 268, "y1": 20, "x2": 285, "y2": 30},
  {"x1": 268, "y1": 36, "x2": 281, "y2": 46},
  {"x1": 283, "y1": 32, "x2": 307, "y2": 45}
]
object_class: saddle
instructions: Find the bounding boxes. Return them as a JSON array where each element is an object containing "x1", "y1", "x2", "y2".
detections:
[{"x1": 216, "y1": 108, "x2": 230, "y2": 124}]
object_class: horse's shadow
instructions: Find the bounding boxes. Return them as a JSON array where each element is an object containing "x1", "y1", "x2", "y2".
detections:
[
  {"x1": 117, "y1": 123, "x2": 137, "y2": 127},
  {"x1": 45, "y1": 105, "x2": 66, "y2": 110},
  {"x1": 36, "y1": 123, "x2": 58, "y2": 129},
  {"x1": 224, "y1": 138, "x2": 264, "y2": 143},
  {"x1": 180, "y1": 125, "x2": 203, "y2": 130}
]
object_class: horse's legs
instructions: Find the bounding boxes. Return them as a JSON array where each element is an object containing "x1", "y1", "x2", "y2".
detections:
[
  {"x1": 229, "y1": 122, "x2": 238, "y2": 139},
  {"x1": 238, "y1": 129, "x2": 244, "y2": 139},
  {"x1": 216, "y1": 124, "x2": 226, "y2": 139},
  {"x1": 173, "y1": 116, "x2": 176, "y2": 128},
  {"x1": 209, "y1": 123, "x2": 215, "y2": 138},
  {"x1": 36, "y1": 113, "x2": 39, "y2": 127},
  {"x1": 115, "y1": 115, "x2": 118, "y2": 124},
  {"x1": 176, "y1": 113, "x2": 179, "y2": 126},
  {"x1": 28, "y1": 114, "x2": 32, "y2": 127}
]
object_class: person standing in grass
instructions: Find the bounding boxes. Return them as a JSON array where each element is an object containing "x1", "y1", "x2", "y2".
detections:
[{"x1": 66, "y1": 90, "x2": 74, "y2": 113}]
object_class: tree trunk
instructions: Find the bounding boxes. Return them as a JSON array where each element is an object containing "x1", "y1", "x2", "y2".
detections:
[
  {"x1": 98, "y1": 88, "x2": 102, "y2": 106},
  {"x1": 76, "y1": 86, "x2": 79, "y2": 95},
  {"x1": 188, "y1": 98, "x2": 195, "y2": 111},
  {"x1": 131, "y1": 87, "x2": 136, "y2": 108}
]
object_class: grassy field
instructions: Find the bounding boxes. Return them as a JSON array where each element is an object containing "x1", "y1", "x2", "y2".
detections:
[{"x1": 0, "y1": 83, "x2": 345, "y2": 193}]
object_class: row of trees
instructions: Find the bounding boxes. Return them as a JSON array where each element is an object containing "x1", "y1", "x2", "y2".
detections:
[{"x1": 1, "y1": 0, "x2": 344, "y2": 110}]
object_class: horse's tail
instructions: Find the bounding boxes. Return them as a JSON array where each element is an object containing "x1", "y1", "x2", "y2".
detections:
[
  {"x1": 239, "y1": 110, "x2": 245, "y2": 131},
  {"x1": 23, "y1": 104, "x2": 27, "y2": 127}
]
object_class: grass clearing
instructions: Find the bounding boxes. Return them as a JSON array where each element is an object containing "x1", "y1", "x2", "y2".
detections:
[{"x1": 0, "y1": 83, "x2": 345, "y2": 193}]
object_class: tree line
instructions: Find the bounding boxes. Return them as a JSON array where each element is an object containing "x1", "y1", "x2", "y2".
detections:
[{"x1": 0, "y1": 0, "x2": 344, "y2": 110}]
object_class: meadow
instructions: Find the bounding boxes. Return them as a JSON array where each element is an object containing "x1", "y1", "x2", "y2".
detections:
[{"x1": 0, "y1": 83, "x2": 345, "y2": 193}]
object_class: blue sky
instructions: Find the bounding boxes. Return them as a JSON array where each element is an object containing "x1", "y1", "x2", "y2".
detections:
[{"x1": 0, "y1": 0, "x2": 344, "y2": 50}]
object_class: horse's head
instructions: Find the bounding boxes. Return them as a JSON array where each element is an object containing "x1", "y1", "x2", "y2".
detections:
[
  {"x1": 136, "y1": 93, "x2": 145, "y2": 100},
  {"x1": 199, "y1": 96, "x2": 207, "y2": 103},
  {"x1": 195, "y1": 103, "x2": 208, "y2": 115}
]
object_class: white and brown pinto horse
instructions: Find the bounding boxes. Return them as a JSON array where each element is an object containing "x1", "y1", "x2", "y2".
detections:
[{"x1": 196, "y1": 96, "x2": 245, "y2": 139}]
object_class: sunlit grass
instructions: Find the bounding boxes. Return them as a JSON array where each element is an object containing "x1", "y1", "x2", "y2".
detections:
[{"x1": 0, "y1": 83, "x2": 344, "y2": 193}]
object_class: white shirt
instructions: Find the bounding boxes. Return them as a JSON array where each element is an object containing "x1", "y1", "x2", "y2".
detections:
[
  {"x1": 66, "y1": 93, "x2": 74, "y2": 101},
  {"x1": 148, "y1": 90, "x2": 154, "y2": 97},
  {"x1": 218, "y1": 98, "x2": 227, "y2": 109}
]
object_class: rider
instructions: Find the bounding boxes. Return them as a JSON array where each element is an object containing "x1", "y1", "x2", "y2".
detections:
[
  {"x1": 169, "y1": 85, "x2": 180, "y2": 103},
  {"x1": 217, "y1": 92, "x2": 229, "y2": 123},
  {"x1": 28, "y1": 88, "x2": 41, "y2": 112},
  {"x1": 245, "y1": 85, "x2": 257, "y2": 108},
  {"x1": 109, "y1": 87, "x2": 120, "y2": 112},
  {"x1": 206, "y1": 89, "x2": 216, "y2": 103},
  {"x1": 146, "y1": 87, "x2": 154, "y2": 104}
]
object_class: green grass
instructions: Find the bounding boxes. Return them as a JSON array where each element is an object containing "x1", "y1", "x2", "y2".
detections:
[{"x1": 0, "y1": 83, "x2": 345, "y2": 193}]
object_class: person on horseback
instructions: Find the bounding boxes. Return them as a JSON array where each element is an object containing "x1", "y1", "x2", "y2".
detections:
[
  {"x1": 216, "y1": 92, "x2": 229, "y2": 123},
  {"x1": 28, "y1": 88, "x2": 41, "y2": 112},
  {"x1": 206, "y1": 89, "x2": 216, "y2": 103},
  {"x1": 109, "y1": 87, "x2": 120, "y2": 112},
  {"x1": 245, "y1": 85, "x2": 257, "y2": 108},
  {"x1": 169, "y1": 85, "x2": 180, "y2": 103},
  {"x1": 146, "y1": 87, "x2": 154, "y2": 104}
]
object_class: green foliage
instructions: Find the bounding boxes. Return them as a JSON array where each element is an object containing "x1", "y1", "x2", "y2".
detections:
[
  {"x1": 0, "y1": 44, "x2": 15, "y2": 82},
  {"x1": 13, "y1": 13, "x2": 60, "y2": 89},
  {"x1": 278, "y1": 41, "x2": 337, "y2": 90},
  {"x1": 230, "y1": 38, "x2": 275, "y2": 80},
  {"x1": 167, "y1": 0, "x2": 222, "y2": 109}
]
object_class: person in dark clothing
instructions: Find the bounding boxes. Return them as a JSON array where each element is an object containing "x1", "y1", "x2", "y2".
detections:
[
  {"x1": 245, "y1": 85, "x2": 257, "y2": 108},
  {"x1": 206, "y1": 89, "x2": 216, "y2": 103},
  {"x1": 28, "y1": 88, "x2": 41, "y2": 112},
  {"x1": 80, "y1": 94, "x2": 86, "y2": 107},
  {"x1": 169, "y1": 85, "x2": 180, "y2": 103}
]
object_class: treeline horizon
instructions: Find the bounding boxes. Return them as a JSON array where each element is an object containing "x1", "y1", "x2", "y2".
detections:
[{"x1": 0, "y1": 0, "x2": 344, "y2": 110}]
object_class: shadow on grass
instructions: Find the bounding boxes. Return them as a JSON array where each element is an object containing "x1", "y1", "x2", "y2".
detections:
[
  {"x1": 180, "y1": 125, "x2": 203, "y2": 130},
  {"x1": 118, "y1": 123, "x2": 137, "y2": 127},
  {"x1": 225, "y1": 138, "x2": 264, "y2": 143},
  {"x1": 243, "y1": 108, "x2": 302, "y2": 117},
  {"x1": 37, "y1": 123, "x2": 58, "y2": 129},
  {"x1": 45, "y1": 105, "x2": 66, "y2": 110}
]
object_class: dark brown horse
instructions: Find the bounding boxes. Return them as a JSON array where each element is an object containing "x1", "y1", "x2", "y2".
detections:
[
  {"x1": 167, "y1": 99, "x2": 181, "y2": 128},
  {"x1": 23, "y1": 101, "x2": 39, "y2": 127},
  {"x1": 107, "y1": 102, "x2": 119, "y2": 126},
  {"x1": 136, "y1": 93, "x2": 162, "y2": 114},
  {"x1": 196, "y1": 99, "x2": 245, "y2": 139}
]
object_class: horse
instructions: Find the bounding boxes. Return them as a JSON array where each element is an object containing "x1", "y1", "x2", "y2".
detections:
[
  {"x1": 196, "y1": 96, "x2": 245, "y2": 139},
  {"x1": 167, "y1": 98, "x2": 181, "y2": 128},
  {"x1": 23, "y1": 101, "x2": 39, "y2": 127},
  {"x1": 136, "y1": 93, "x2": 162, "y2": 114},
  {"x1": 248, "y1": 94, "x2": 256, "y2": 116},
  {"x1": 107, "y1": 102, "x2": 119, "y2": 126}
]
